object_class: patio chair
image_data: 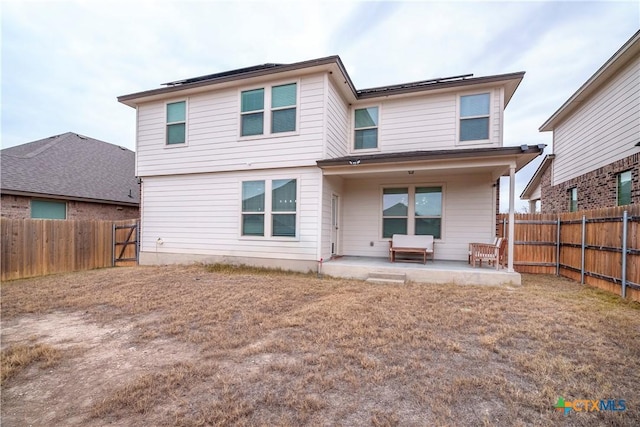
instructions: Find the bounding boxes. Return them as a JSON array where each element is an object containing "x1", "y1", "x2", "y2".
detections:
[
  {"x1": 468, "y1": 236, "x2": 498, "y2": 264},
  {"x1": 470, "y1": 237, "x2": 504, "y2": 270},
  {"x1": 497, "y1": 238, "x2": 508, "y2": 268}
]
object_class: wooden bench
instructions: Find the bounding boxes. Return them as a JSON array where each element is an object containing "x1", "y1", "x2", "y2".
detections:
[{"x1": 389, "y1": 234, "x2": 434, "y2": 264}]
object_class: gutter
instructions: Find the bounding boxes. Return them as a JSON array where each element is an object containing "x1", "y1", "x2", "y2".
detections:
[{"x1": 317, "y1": 145, "x2": 545, "y2": 168}]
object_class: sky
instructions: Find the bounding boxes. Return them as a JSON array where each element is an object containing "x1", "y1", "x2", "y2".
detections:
[{"x1": 2, "y1": 0, "x2": 639, "y2": 211}]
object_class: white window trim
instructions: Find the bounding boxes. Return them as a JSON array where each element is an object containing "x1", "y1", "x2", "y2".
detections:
[
  {"x1": 455, "y1": 91, "x2": 492, "y2": 146},
  {"x1": 164, "y1": 99, "x2": 188, "y2": 148},
  {"x1": 350, "y1": 104, "x2": 381, "y2": 154},
  {"x1": 238, "y1": 79, "x2": 301, "y2": 140},
  {"x1": 379, "y1": 184, "x2": 445, "y2": 241},
  {"x1": 238, "y1": 176, "x2": 301, "y2": 241}
]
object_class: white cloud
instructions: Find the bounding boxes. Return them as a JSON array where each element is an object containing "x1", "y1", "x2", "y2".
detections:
[{"x1": 2, "y1": 0, "x2": 638, "y2": 210}]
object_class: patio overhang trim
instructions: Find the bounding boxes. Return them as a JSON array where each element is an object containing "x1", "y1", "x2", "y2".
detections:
[{"x1": 316, "y1": 145, "x2": 545, "y2": 176}]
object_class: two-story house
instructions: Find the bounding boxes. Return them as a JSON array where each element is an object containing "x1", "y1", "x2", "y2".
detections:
[
  {"x1": 118, "y1": 56, "x2": 543, "y2": 274},
  {"x1": 521, "y1": 30, "x2": 639, "y2": 213}
]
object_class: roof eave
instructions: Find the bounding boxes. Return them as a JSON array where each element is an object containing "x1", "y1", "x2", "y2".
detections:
[
  {"x1": 118, "y1": 55, "x2": 357, "y2": 107},
  {"x1": 520, "y1": 154, "x2": 555, "y2": 199},
  {"x1": 0, "y1": 189, "x2": 140, "y2": 207},
  {"x1": 119, "y1": 56, "x2": 524, "y2": 109},
  {"x1": 317, "y1": 145, "x2": 545, "y2": 171},
  {"x1": 356, "y1": 72, "x2": 525, "y2": 106}
]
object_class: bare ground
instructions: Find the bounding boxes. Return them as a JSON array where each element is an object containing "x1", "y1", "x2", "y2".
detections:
[{"x1": 1, "y1": 264, "x2": 639, "y2": 426}]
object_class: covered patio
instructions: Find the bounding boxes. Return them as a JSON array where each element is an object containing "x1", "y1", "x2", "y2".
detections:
[
  {"x1": 320, "y1": 256, "x2": 521, "y2": 286},
  {"x1": 317, "y1": 145, "x2": 545, "y2": 280}
]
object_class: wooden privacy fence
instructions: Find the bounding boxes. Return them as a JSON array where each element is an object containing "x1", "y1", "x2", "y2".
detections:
[
  {"x1": 1, "y1": 218, "x2": 138, "y2": 282},
  {"x1": 498, "y1": 204, "x2": 640, "y2": 302}
]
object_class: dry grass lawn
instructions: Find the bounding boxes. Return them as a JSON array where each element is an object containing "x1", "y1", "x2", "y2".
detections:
[{"x1": 1, "y1": 264, "x2": 639, "y2": 426}]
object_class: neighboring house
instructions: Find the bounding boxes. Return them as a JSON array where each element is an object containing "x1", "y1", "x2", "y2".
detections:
[
  {"x1": 522, "y1": 30, "x2": 639, "y2": 213},
  {"x1": 118, "y1": 56, "x2": 543, "y2": 271},
  {"x1": 1, "y1": 132, "x2": 140, "y2": 220}
]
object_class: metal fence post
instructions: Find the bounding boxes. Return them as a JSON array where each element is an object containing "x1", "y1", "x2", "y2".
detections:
[
  {"x1": 621, "y1": 210, "x2": 628, "y2": 298},
  {"x1": 556, "y1": 216, "x2": 561, "y2": 276},
  {"x1": 581, "y1": 215, "x2": 586, "y2": 285},
  {"x1": 503, "y1": 218, "x2": 507, "y2": 239}
]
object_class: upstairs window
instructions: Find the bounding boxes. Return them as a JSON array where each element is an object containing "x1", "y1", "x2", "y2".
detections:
[
  {"x1": 166, "y1": 101, "x2": 186, "y2": 145},
  {"x1": 241, "y1": 89, "x2": 265, "y2": 136},
  {"x1": 568, "y1": 187, "x2": 577, "y2": 212},
  {"x1": 271, "y1": 84, "x2": 297, "y2": 133},
  {"x1": 617, "y1": 170, "x2": 632, "y2": 206},
  {"x1": 354, "y1": 107, "x2": 378, "y2": 149},
  {"x1": 460, "y1": 93, "x2": 490, "y2": 141},
  {"x1": 241, "y1": 83, "x2": 297, "y2": 137}
]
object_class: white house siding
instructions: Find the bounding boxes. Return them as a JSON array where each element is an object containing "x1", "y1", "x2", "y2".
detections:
[
  {"x1": 552, "y1": 55, "x2": 639, "y2": 185},
  {"x1": 136, "y1": 74, "x2": 327, "y2": 177},
  {"x1": 340, "y1": 173, "x2": 495, "y2": 260},
  {"x1": 139, "y1": 167, "x2": 322, "y2": 267},
  {"x1": 325, "y1": 78, "x2": 349, "y2": 159},
  {"x1": 354, "y1": 87, "x2": 503, "y2": 154},
  {"x1": 319, "y1": 175, "x2": 344, "y2": 260}
]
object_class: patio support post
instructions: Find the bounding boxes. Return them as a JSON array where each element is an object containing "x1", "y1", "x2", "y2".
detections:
[{"x1": 508, "y1": 165, "x2": 515, "y2": 272}]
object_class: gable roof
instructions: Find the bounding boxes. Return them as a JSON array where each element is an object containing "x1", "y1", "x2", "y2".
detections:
[
  {"x1": 1, "y1": 132, "x2": 139, "y2": 206},
  {"x1": 520, "y1": 154, "x2": 555, "y2": 200},
  {"x1": 118, "y1": 55, "x2": 524, "y2": 108},
  {"x1": 540, "y1": 30, "x2": 640, "y2": 132}
]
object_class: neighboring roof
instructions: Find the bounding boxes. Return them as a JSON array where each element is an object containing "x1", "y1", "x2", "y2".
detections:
[
  {"x1": 1, "y1": 132, "x2": 139, "y2": 206},
  {"x1": 540, "y1": 30, "x2": 640, "y2": 132},
  {"x1": 317, "y1": 145, "x2": 545, "y2": 174},
  {"x1": 118, "y1": 55, "x2": 525, "y2": 108},
  {"x1": 520, "y1": 154, "x2": 555, "y2": 200}
]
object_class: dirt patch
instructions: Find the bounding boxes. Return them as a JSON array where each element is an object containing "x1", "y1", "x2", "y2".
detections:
[{"x1": 1, "y1": 311, "x2": 200, "y2": 426}]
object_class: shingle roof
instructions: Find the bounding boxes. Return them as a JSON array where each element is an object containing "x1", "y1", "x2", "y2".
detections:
[
  {"x1": 1, "y1": 132, "x2": 139, "y2": 205},
  {"x1": 118, "y1": 55, "x2": 524, "y2": 109}
]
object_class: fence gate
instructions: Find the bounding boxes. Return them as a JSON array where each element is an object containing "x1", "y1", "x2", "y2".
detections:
[{"x1": 113, "y1": 221, "x2": 139, "y2": 266}]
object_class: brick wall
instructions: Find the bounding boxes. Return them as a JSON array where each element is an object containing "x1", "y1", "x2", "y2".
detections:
[
  {"x1": 541, "y1": 153, "x2": 640, "y2": 213},
  {"x1": 1, "y1": 195, "x2": 30, "y2": 218},
  {"x1": 1, "y1": 195, "x2": 139, "y2": 221}
]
